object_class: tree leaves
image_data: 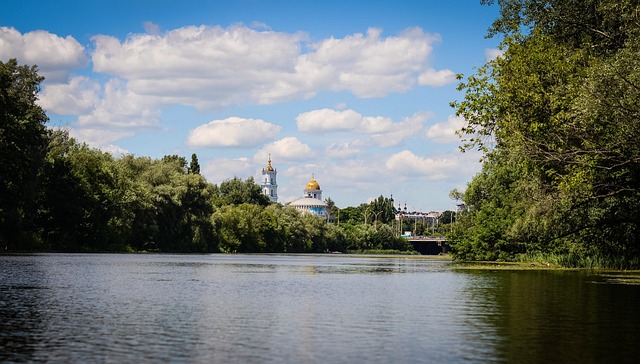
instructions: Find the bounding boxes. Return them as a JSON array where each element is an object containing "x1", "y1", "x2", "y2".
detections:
[{"x1": 451, "y1": 0, "x2": 640, "y2": 262}]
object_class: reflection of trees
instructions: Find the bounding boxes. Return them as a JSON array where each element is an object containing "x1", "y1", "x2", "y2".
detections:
[
  {"x1": 459, "y1": 269, "x2": 640, "y2": 363},
  {"x1": 0, "y1": 257, "x2": 48, "y2": 362}
]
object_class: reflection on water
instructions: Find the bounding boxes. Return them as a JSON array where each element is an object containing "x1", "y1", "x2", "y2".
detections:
[
  {"x1": 461, "y1": 269, "x2": 640, "y2": 364},
  {"x1": 1, "y1": 254, "x2": 639, "y2": 363}
]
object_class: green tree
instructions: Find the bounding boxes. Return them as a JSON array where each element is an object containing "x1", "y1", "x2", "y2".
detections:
[
  {"x1": 212, "y1": 204, "x2": 265, "y2": 253},
  {"x1": 367, "y1": 195, "x2": 396, "y2": 225},
  {"x1": 336, "y1": 205, "x2": 364, "y2": 226},
  {"x1": 189, "y1": 153, "x2": 200, "y2": 175},
  {"x1": 451, "y1": 0, "x2": 640, "y2": 263},
  {"x1": 0, "y1": 59, "x2": 48, "y2": 250},
  {"x1": 214, "y1": 176, "x2": 270, "y2": 207}
]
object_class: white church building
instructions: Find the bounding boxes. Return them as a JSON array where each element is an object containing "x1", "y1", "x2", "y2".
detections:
[
  {"x1": 261, "y1": 156, "x2": 278, "y2": 203},
  {"x1": 287, "y1": 175, "x2": 330, "y2": 219},
  {"x1": 260, "y1": 157, "x2": 330, "y2": 219}
]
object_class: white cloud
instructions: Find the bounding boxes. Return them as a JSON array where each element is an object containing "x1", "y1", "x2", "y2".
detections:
[
  {"x1": 485, "y1": 48, "x2": 504, "y2": 61},
  {"x1": 302, "y1": 27, "x2": 440, "y2": 98},
  {"x1": 76, "y1": 78, "x2": 160, "y2": 128},
  {"x1": 254, "y1": 137, "x2": 313, "y2": 162},
  {"x1": 38, "y1": 76, "x2": 101, "y2": 115},
  {"x1": 296, "y1": 108, "x2": 362, "y2": 132},
  {"x1": 66, "y1": 126, "x2": 134, "y2": 150},
  {"x1": 102, "y1": 144, "x2": 130, "y2": 157},
  {"x1": 87, "y1": 25, "x2": 442, "y2": 110},
  {"x1": 385, "y1": 150, "x2": 479, "y2": 181},
  {"x1": 297, "y1": 109, "x2": 429, "y2": 147},
  {"x1": 143, "y1": 21, "x2": 161, "y2": 35},
  {"x1": 0, "y1": 27, "x2": 88, "y2": 82},
  {"x1": 370, "y1": 112, "x2": 430, "y2": 147},
  {"x1": 91, "y1": 25, "x2": 305, "y2": 109},
  {"x1": 426, "y1": 115, "x2": 464, "y2": 144},
  {"x1": 187, "y1": 117, "x2": 281, "y2": 148},
  {"x1": 325, "y1": 140, "x2": 366, "y2": 158},
  {"x1": 327, "y1": 159, "x2": 380, "y2": 187},
  {"x1": 8, "y1": 23, "x2": 448, "y2": 142},
  {"x1": 202, "y1": 157, "x2": 253, "y2": 184},
  {"x1": 418, "y1": 68, "x2": 456, "y2": 87}
]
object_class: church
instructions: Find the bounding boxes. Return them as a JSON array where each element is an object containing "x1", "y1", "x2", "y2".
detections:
[
  {"x1": 261, "y1": 157, "x2": 330, "y2": 219},
  {"x1": 261, "y1": 156, "x2": 278, "y2": 203}
]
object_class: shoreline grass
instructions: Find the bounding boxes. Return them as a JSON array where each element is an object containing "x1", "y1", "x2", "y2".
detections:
[{"x1": 514, "y1": 252, "x2": 640, "y2": 270}]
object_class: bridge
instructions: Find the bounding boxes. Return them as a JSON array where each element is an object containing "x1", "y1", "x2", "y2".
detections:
[{"x1": 406, "y1": 236, "x2": 449, "y2": 255}]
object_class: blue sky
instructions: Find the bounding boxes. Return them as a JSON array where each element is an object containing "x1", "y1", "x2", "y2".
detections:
[{"x1": 1, "y1": 0, "x2": 501, "y2": 212}]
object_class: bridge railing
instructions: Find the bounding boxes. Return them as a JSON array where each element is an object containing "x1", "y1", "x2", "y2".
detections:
[{"x1": 405, "y1": 235, "x2": 446, "y2": 241}]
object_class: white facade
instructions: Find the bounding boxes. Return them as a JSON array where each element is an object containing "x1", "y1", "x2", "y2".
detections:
[
  {"x1": 288, "y1": 176, "x2": 329, "y2": 219},
  {"x1": 261, "y1": 156, "x2": 277, "y2": 203}
]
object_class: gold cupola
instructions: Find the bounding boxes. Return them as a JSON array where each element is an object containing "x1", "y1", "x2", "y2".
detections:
[
  {"x1": 305, "y1": 175, "x2": 320, "y2": 191},
  {"x1": 264, "y1": 155, "x2": 275, "y2": 172}
]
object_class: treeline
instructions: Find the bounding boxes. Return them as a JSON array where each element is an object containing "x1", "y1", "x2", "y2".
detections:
[
  {"x1": 0, "y1": 58, "x2": 413, "y2": 253},
  {"x1": 450, "y1": 0, "x2": 640, "y2": 268}
]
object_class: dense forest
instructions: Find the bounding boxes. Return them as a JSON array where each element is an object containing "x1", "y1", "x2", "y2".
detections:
[
  {"x1": 0, "y1": 58, "x2": 417, "y2": 254},
  {"x1": 449, "y1": 0, "x2": 640, "y2": 268}
]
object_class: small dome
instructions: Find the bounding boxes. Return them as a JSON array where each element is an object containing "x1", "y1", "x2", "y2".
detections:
[
  {"x1": 305, "y1": 177, "x2": 320, "y2": 190},
  {"x1": 264, "y1": 156, "x2": 274, "y2": 172}
]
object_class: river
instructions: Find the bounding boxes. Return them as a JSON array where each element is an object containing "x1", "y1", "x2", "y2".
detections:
[{"x1": 1, "y1": 254, "x2": 639, "y2": 363}]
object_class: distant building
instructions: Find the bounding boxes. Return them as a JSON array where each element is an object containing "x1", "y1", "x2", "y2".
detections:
[
  {"x1": 261, "y1": 156, "x2": 277, "y2": 203},
  {"x1": 287, "y1": 175, "x2": 330, "y2": 219}
]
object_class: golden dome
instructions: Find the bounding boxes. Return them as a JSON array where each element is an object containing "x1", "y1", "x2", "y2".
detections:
[
  {"x1": 305, "y1": 176, "x2": 320, "y2": 190},
  {"x1": 264, "y1": 156, "x2": 274, "y2": 172}
]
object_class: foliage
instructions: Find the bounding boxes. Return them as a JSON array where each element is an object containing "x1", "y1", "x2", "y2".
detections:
[
  {"x1": 213, "y1": 176, "x2": 270, "y2": 207},
  {"x1": 336, "y1": 205, "x2": 365, "y2": 225},
  {"x1": 0, "y1": 59, "x2": 49, "y2": 249},
  {"x1": 189, "y1": 153, "x2": 200, "y2": 174},
  {"x1": 0, "y1": 59, "x2": 416, "y2": 255},
  {"x1": 450, "y1": 0, "x2": 640, "y2": 266}
]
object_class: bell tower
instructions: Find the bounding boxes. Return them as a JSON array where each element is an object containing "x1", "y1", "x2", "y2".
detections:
[{"x1": 261, "y1": 155, "x2": 277, "y2": 203}]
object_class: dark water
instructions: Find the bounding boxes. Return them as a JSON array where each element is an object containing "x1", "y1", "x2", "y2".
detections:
[{"x1": 1, "y1": 254, "x2": 639, "y2": 363}]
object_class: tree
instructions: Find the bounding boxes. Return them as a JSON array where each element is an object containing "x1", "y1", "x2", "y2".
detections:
[
  {"x1": 189, "y1": 153, "x2": 200, "y2": 175},
  {"x1": 367, "y1": 195, "x2": 396, "y2": 225},
  {"x1": 214, "y1": 176, "x2": 270, "y2": 207},
  {"x1": 0, "y1": 59, "x2": 49, "y2": 250},
  {"x1": 451, "y1": 0, "x2": 640, "y2": 263},
  {"x1": 337, "y1": 205, "x2": 364, "y2": 226}
]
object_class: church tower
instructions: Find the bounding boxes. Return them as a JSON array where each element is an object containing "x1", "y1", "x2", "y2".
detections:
[{"x1": 261, "y1": 155, "x2": 277, "y2": 203}]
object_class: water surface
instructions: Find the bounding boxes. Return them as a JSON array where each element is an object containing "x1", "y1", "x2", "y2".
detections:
[{"x1": 1, "y1": 254, "x2": 639, "y2": 363}]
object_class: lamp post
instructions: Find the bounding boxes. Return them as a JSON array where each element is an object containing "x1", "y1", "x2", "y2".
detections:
[
  {"x1": 372, "y1": 211, "x2": 382, "y2": 230},
  {"x1": 364, "y1": 207, "x2": 382, "y2": 229}
]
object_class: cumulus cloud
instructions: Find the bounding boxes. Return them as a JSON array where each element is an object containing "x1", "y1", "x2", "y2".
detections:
[
  {"x1": 65, "y1": 126, "x2": 134, "y2": 152},
  {"x1": 426, "y1": 115, "x2": 464, "y2": 144},
  {"x1": 38, "y1": 76, "x2": 101, "y2": 115},
  {"x1": 297, "y1": 108, "x2": 429, "y2": 147},
  {"x1": 102, "y1": 144, "x2": 130, "y2": 157},
  {"x1": 91, "y1": 25, "x2": 305, "y2": 109},
  {"x1": 485, "y1": 48, "x2": 504, "y2": 61},
  {"x1": 300, "y1": 27, "x2": 440, "y2": 98},
  {"x1": 418, "y1": 68, "x2": 456, "y2": 87},
  {"x1": 325, "y1": 140, "x2": 366, "y2": 158},
  {"x1": 296, "y1": 109, "x2": 362, "y2": 132},
  {"x1": 202, "y1": 157, "x2": 253, "y2": 184},
  {"x1": 87, "y1": 25, "x2": 443, "y2": 110},
  {"x1": 0, "y1": 27, "x2": 88, "y2": 82},
  {"x1": 143, "y1": 21, "x2": 161, "y2": 35},
  {"x1": 187, "y1": 117, "x2": 281, "y2": 148},
  {"x1": 385, "y1": 150, "x2": 479, "y2": 181},
  {"x1": 9, "y1": 24, "x2": 450, "y2": 138},
  {"x1": 327, "y1": 159, "x2": 380, "y2": 187},
  {"x1": 254, "y1": 137, "x2": 313, "y2": 162},
  {"x1": 76, "y1": 78, "x2": 160, "y2": 128},
  {"x1": 370, "y1": 112, "x2": 430, "y2": 147}
]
